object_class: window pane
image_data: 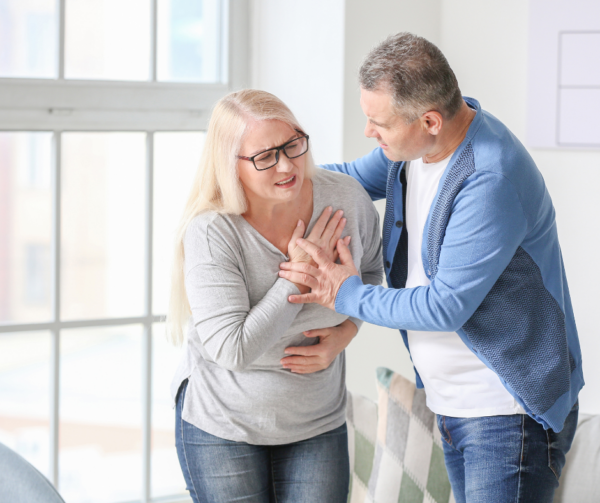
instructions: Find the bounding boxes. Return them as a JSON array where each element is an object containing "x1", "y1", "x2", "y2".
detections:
[
  {"x1": 0, "y1": 133, "x2": 53, "y2": 324},
  {"x1": 151, "y1": 323, "x2": 186, "y2": 498},
  {"x1": 0, "y1": 331, "x2": 51, "y2": 478},
  {"x1": 61, "y1": 133, "x2": 145, "y2": 320},
  {"x1": 59, "y1": 325, "x2": 142, "y2": 502},
  {"x1": 157, "y1": 0, "x2": 222, "y2": 82},
  {"x1": 153, "y1": 132, "x2": 204, "y2": 315},
  {"x1": 65, "y1": 0, "x2": 150, "y2": 80},
  {"x1": 0, "y1": 0, "x2": 57, "y2": 78}
]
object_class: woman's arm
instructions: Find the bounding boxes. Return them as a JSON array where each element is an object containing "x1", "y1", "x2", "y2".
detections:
[
  {"x1": 185, "y1": 208, "x2": 351, "y2": 372},
  {"x1": 185, "y1": 220, "x2": 302, "y2": 372}
]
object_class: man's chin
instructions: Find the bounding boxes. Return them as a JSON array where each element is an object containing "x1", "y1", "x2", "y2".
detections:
[{"x1": 381, "y1": 149, "x2": 404, "y2": 163}]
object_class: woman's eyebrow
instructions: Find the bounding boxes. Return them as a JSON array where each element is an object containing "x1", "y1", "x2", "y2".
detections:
[{"x1": 249, "y1": 134, "x2": 298, "y2": 156}]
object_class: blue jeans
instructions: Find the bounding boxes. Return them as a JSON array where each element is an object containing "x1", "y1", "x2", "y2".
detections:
[
  {"x1": 437, "y1": 404, "x2": 578, "y2": 503},
  {"x1": 175, "y1": 380, "x2": 350, "y2": 503}
]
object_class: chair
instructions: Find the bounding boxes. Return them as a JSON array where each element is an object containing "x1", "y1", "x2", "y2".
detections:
[{"x1": 0, "y1": 443, "x2": 65, "y2": 503}]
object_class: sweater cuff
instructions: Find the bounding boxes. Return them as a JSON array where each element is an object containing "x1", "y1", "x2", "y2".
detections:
[
  {"x1": 335, "y1": 275, "x2": 365, "y2": 318},
  {"x1": 347, "y1": 316, "x2": 364, "y2": 332}
]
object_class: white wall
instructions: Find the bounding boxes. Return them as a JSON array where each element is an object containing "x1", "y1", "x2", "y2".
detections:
[
  {"x1": 251, "y1": 0, "x2": 600, "y2": 414},
  {"x1": 250, "y1": 0, "x2": 346, "y2": 164}
]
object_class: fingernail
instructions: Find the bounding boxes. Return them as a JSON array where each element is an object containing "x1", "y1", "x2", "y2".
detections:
[{"x1": 297, "y1": 220, "x2": 302, "y2": 226}]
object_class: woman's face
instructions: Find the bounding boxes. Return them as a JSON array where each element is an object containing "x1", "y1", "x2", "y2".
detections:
[{"x1": 237, "y1": 119, "x2": 307, "y2": 209}]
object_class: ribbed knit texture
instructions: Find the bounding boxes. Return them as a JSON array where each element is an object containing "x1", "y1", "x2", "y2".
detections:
[
  {"x1": 462, "y1": 246, "x2": 572, "y2": 415},
  {"x1": 427, "y1": 143, "x2": 476, "y2": 280}
]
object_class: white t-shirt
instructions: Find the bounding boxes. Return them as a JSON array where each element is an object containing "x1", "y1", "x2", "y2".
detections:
[{"x1": 405, "y1": 155, "x2": 524, "y2": 417}]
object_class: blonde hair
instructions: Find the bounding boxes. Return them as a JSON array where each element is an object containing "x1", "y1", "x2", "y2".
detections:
[{"x1": 167, "y1": 89, "x2": 316, "y2": 345}]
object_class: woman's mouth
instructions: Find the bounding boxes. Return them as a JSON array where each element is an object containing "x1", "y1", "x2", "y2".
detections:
[{"x1": 275, "y1": 175, "x2": 296, "y2": 187}]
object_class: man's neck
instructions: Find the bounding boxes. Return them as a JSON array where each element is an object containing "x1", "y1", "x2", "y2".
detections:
[{"x1": 423, "y1": 101, "x2": 475, "y2": 164}]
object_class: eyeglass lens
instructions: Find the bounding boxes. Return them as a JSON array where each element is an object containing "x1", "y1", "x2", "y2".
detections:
[{"x1": 254, "y1": 136, "x2": 308, "y2": 170}]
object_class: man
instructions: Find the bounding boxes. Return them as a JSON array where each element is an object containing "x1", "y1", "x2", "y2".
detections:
[{"x1": 278, "y1": 33, "x2": 583, "y2": 502}]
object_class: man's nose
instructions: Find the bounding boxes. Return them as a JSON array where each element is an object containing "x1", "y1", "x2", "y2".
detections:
[{"x1": 364, "y1": 121, "x2": 377, "y2": 138}]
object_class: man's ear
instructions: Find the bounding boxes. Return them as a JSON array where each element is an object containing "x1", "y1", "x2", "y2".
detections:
[{"x1": 420, "y1": 110, "x2": 443, "y2": 135}]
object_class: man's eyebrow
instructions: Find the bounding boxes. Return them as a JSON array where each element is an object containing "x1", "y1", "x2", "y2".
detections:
[
  {"x1": 249, "y1": 134, "x2": 298, "y2": 156},
  {"x1": 369, "y1": 118, "x2": 387, "y2": 127}
]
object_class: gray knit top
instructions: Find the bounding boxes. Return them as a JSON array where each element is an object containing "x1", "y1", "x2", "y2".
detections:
[{"x1": 170, "y1": 168, "x2": 383, "y2": 445}]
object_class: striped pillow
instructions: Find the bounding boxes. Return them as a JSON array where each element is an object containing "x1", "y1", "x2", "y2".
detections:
[{"x1": 368, "y1": 367, "x2": 454, "y2": 503}]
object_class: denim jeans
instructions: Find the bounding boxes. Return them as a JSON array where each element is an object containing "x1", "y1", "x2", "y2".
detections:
[
  {"x1": 175, "y1": 380, "x2": 350, "y2": 503},
  {"x1": 437, "y1": 404, "x2": 578, "y2": 503}
]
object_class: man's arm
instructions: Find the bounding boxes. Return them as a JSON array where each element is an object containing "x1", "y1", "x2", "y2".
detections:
[
  {"x1": 320, "y1": 147, "x2": 389, "y2": 201},
  {"x1": 283, "y1": 172, "x2": 529, "y2": 331}
]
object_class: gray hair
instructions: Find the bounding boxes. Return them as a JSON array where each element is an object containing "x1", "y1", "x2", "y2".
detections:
[{"x1": 359, "y1": 33, "x2": 463, "y2": 123}]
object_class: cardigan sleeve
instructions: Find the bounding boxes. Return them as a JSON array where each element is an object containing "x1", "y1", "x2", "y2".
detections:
[
  {"x1": 335, "y1": 171, "x2": 528, "y2": 331},
  {"x1": 320, "y1": 147, "x2": 389, "y2": 201}
]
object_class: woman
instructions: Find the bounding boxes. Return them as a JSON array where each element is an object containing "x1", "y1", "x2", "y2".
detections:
[{"x1": 168, "y1": 89, "x2": 383, "y2": 503}]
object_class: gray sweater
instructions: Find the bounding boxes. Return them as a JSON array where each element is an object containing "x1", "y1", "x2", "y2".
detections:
[{"x1": 171, "y1": 168, "x2": 383, "y2": 445}]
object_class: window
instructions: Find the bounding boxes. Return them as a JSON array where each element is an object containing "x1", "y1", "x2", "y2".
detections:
[{"x1": 0, "y1": 1, "x2": 248, "y2": 502}]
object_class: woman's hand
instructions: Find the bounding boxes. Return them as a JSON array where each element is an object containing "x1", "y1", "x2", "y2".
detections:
[
  {"x1": 287, "y1": 206, "x2": 349, "y2": 265},
  {"x1": 280, "y1": 319, "x2": 358, "y2": 373}
]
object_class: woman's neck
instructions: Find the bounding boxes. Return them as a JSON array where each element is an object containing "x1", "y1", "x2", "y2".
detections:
[{"x1": 243, "y1": 179, "x2": 314, "y2": 253}]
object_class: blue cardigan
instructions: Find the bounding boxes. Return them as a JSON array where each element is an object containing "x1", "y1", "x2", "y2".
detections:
[{"x1": 322, "y1": 97, "x2": 583, "y2": 432}]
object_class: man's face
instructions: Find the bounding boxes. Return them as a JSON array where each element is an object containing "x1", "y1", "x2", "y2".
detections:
[{"x1": 360, "y1": 87, "x2": 433, "y2": 162}]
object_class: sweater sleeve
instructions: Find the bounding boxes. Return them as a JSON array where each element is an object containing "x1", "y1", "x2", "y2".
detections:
[
  {"x1": 335, "y1": 172, "x2": 528, "y2": 331},
  {"x1": 184, "y1": 221, "x2": 303, "y2": 372},
  {"x1": 320, "y1": 147, "x2": 389, "y2": 201}
]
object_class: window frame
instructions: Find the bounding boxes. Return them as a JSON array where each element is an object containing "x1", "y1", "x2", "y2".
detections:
[{"x1": 0, "y1": 1, "x2": 249, "y2": 501}]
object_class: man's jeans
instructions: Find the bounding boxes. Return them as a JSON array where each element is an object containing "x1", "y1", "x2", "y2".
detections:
[
  {"x1": 175, "y1": 379, "x2": 350, "y2": 503},
  {"x1": 437, "y1": 404, "x2": 578, "y2": 503}
]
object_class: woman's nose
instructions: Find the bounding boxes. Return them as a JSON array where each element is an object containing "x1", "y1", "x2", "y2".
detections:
[{"x1": 276, "y1": 153, "x2": 294, "y2": 172}]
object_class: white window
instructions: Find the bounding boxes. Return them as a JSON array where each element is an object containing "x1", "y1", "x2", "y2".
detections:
[{"x1": 0, "y1": 1, "x2": 248, "y2": 502}]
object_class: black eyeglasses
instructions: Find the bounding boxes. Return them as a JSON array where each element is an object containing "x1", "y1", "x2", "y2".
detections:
[{"x1": 238, "y1": 131, "x2": 310, "y2": 171}]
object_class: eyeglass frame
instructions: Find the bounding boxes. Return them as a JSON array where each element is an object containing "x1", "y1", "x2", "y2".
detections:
[{"x1": 237, "y1": 130, "x2": 310, "y2": 171}]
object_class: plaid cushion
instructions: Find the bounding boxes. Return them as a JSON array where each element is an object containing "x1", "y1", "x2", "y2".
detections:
[
  {"x1": 367, "y1": 367, "x2": 454, "y2": 503},
  {"x1": 347, "y1": 391, "x2": 378, "y2": 503}
]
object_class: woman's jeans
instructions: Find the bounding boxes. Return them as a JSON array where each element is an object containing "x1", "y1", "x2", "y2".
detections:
[
  {"x1": 437, "y1": 404, "x2": 578, "y2": 503},
  {"x1": 175, "y1": 380, "x2": 350, "y2": 503}
]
